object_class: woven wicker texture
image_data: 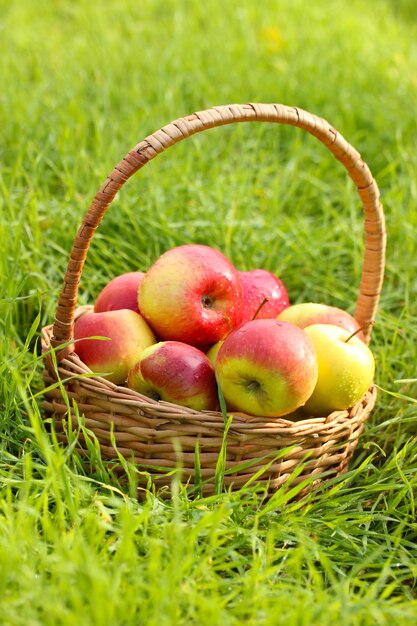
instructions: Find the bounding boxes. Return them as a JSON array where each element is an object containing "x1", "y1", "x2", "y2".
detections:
[{"x1": 42, "y1": 103, "x2": 385, "y2": 496}]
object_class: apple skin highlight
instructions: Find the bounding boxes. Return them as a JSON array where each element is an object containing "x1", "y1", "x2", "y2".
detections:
[
  {"x1": 215, "y1": 319, "x2": 318, "y2": 418},
  {"x1": 138, "y1": 245, "x2": 243, "y2": 349}
]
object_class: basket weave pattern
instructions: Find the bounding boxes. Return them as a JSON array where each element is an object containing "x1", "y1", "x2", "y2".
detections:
[{"x1": 41, "y1": 103, "x2": 385, "y2": 496}]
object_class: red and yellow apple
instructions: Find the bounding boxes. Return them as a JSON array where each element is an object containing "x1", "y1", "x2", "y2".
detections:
[
  {"x1": 277, "y1": 302, "x2": 365, "y2": 340},
  {"x1": 94, "y1": 271, "x2": 145, "y2": 314},
  {"x1": 128, "y1": 341, "x2": 218, "y2": 411},
  {"x1": 138, "y1": 244, "x2": 243, "y2": 349},
  {"x1": 206, "y1": 340, "x2": 223, "y2": 366},
  {"x1": 239, "y1": 269, "x2": 290, "y2": 324},
  {"x1": 302, "y1": 323, "x2": 375, "y2": 416},
  {"x1": 73, "y1": 309, "x2": 156, "y2": 384},
  {"x1": 214, "y1": 319, "x2": 318, "y2": 417}
]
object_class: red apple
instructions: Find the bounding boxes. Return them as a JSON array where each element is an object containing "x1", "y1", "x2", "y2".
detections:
[
  {"x1": 128, "y1": 341, "x2": 218, "y2": 411},
  {"x1": 73, "y1": 309, "x2": 156, "y2": 384},
  {"x1": 94, "y1": 271, "x2": 145, "y2": 314},
  {"x1": 138, "y1": 244, "x2": 243, "y2": 349},
  {"x1": 277, "y1": 302, "x2": 365, "y2": 341},
  {"x1": 239, "y1": 269, "x2": 290, "y2": 324},
  {"x1": 215, "y1": 319, "x2": 318, "y2": 418}
]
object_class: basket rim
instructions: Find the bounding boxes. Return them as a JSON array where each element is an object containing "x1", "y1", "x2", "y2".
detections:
[{"x1": 41, "y1": 306, "x2": 377, "y2": 435}]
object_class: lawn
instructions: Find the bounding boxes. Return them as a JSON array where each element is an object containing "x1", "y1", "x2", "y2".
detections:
[{"x1": 1, "y1": 0, "x2": 417, "y2": 624}]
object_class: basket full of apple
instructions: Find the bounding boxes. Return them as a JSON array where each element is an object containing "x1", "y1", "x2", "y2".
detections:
[{"x1": 41, "y1": 103, "x2": 386, "y2": 497}]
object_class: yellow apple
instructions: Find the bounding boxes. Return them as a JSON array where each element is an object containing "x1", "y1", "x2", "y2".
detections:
[
  {"x1": 302, "y1": 324, "x2": 375, "y2": 416},
  {"x1": 206, "y1": 340, "x2": 223, "y2": 366},
  {"x1": 277, "y1": 302, "x2": 365, "y2": 341}
]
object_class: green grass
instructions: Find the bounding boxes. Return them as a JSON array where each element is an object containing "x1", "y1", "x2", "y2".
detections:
[{"x1": 1, "y1": 0, "x2": 417, "y2": 623}]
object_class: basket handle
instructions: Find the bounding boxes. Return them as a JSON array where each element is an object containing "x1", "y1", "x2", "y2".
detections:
[{"x1": 51, "y1": 103, "x2": 386, "y2": 358}]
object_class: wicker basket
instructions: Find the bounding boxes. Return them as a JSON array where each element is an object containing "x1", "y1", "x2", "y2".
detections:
[{"x1": 41, "y1": 103, "x2": 386, "y2": 497}]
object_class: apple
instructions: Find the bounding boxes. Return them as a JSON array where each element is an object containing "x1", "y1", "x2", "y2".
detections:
[
  {"x1": 128, "y1": 341, "x2": 218, "y2": 411},
  {"x1": 302, "y1": 323, "x2": 375, "y2": 416},
  {"x1": 138, "y1": 244, "x2": 243, "y2": 349},
  {"x1": 206, "y1": 340, "x2": 223, "y2": 366},
  {"x1": 94, "y1": 271, "x2": 145, "y2": 314},
  {"x1": 277, "y1": 302, "x2": 365, "y2": 341},
  {"x1": 215, "y1": 319, "x2": 318, "y2": 417},
  {"x1": 73, "y1": 309, "x2": 156, "y2": 384},
  {"x1": 239, "y1": 269, "x2": 290, "y2": 324}
]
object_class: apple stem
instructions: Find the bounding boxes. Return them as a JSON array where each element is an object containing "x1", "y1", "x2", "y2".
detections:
[
  {"x1": 202, "y1": 294, "x2": 215, "y2": 309},
  {"x1": 344, "y1": 322, "x2": 374, "y2": 343},
  {"x1": 252, "y1": 297, "x2": 270, "y2": 320}
]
